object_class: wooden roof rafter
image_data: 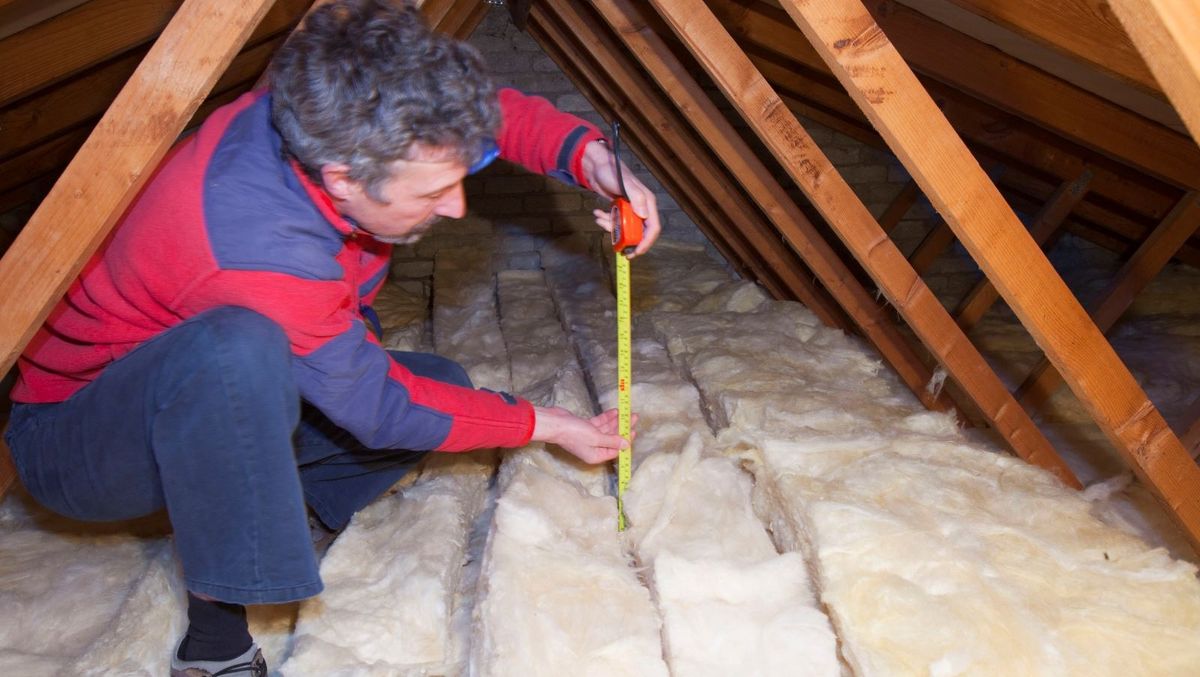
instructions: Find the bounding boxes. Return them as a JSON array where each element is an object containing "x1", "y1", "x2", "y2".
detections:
[
  {"x1": 757, "y1": 0, "x2": 1200, "y2": 549},
  {"x1": 642, "y1": 0, "x2": 1081, "y2": 488},
  {"x1": 0, "y1": 0, "x2": 281, "y2": 497},
  {"x1": 570, "y1": 0, "x2": 960, "y2": 416},
  {"x1": 1109, "y1": 0, "x2": 1200, "y2": 147},
  {"x1": 525, "y1": 1, "x2": 850, "y2": 329}
]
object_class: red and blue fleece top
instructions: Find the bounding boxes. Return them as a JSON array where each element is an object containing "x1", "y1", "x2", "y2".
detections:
[{"x1": 11, "y1": 88, "x2": 603, "y2": 452}]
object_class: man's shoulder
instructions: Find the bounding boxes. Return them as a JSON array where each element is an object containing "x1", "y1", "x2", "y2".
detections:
[{"x1": 197, "y1": 95, "x2": 347, "y2": 282}]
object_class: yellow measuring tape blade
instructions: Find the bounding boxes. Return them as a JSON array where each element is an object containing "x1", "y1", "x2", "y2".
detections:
[{"x1": 615, "y1": 251, "x2": 633, "y2": 531}]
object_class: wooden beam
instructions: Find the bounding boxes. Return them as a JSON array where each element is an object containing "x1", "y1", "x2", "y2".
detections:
[
  {"x1": 934, "y1": 0, "x2": 1159, "y2": 95},
  {"x1": 526, "y1": 17, "x2": 793, "y2": 302},
  {"x1": 742, "y1": 31, "x2": 1182, "y2": 228},
  {"x1": 0, "y1": 0, "x2": 276, "y2": 377},
  {"x1": 1182, "y1": 398, "x2": 1200, "y2": 458},
  {"x1": 645, "y1": 0, "x2": 1080, "y2": 487},
  {"x1": 863, "y1": 0, "x2": 1200, "y2": 190},
  {"x1": 0, "y1": 0, "x2": 179, "y2": 106},
  {"x1": 530, "y1": 3, "x2": 845, "y2": 328},
  {"x1": 906, "y1": 218, "x2": 955, "y2": 275},
  {"x1": 777, "y1": 0, "x2": 1200, "y2": 547},
  {"x1": 587, "y1": 0, "x2": 955, "y2": 414},
  {"x1": 1109, "y1": 0, "x2": 1200, "y2": 148},
  {"x1": 878, "y1": 179, "x2": 919, "y2": 233},
  {"x1": 1016, "y1": 192, "x2": 1200, "y2": 410},
  {"x1": 0, "y1": 4, "x2": 301, "y2": 162},
  {"x1": 954, "y1": 169, "x2": 1094, "y2": 332},
  {"x1": 0, "y1": 435, "x2": 11, "y2": 499}
]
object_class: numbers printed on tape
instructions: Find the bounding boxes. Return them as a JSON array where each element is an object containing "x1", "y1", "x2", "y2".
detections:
[{"x1": 616, "y1": 251, "x2": 633, "y2": 531}]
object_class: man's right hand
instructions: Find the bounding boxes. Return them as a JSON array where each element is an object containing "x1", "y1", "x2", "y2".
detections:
[{"x1": 531, "y1": 406, "x2": 635, "y2": 464}]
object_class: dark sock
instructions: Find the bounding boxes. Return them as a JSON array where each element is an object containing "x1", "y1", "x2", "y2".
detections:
[{"x1": 177, "y1": 592, "x2": 253, "y2": 662}]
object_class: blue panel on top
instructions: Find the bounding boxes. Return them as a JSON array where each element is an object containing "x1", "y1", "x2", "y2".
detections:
[{"x1": 203, "y1": 95, "x2": 346, "y2": 281}]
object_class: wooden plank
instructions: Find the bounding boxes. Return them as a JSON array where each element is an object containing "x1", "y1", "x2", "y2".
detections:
[
  {"x1": 587, "y1": 0, "x2": 956, "y2": 414},
  {"x1": 906, "y1": 218, "x2": 954, "y2": 275},
  {"x1": 935, "y1": 0, "x2": 1158, "y2": 95},
  {"x1": 1016, "y1": 192, "x2": 1200, "y2": 410},
  {"x1": 878, "y1": 179, "x2": 919, "y2": 234},
  {"x1": 744, "y1": 36, "x2": 1181, "y2": 231},
  {"x1": 0, "y1": 0, "x2": 277, "y2": 378},
  {"x1": 527, "y1": 18, "x2": 792, "y2": 301},
  {"x1": 870, "y1": 0, "x2": 1200, "y2": 190},
  {"x1": 450, "y1": 1, "x2": 488, "y2": 39},
  {"x1": 777, "y1": 0, "x2": 1200, "y2": 547},
  {"x1": 530, "y1": 3, "x2": 846, "y2": 329},
  {"x1": 645, "y1": 0, "x2": 1080, "y2": 487},
  {"x1": 1182, "y1": 398, "x2": 1200, "y2": 458},
  {"x1": 954, "y1": 169, "x2": 1094, "y2": 332},
  {"x1": 1109, "y1": 0, "x2": 1200, "y2": 148},
  {"x1": 0, "y1": 0, "x2": 181, "y2": 106},
  {"x1": 0, "y1": 436, "x2": 12, "y2": 499},
  {"x1": 0, "y1": 2, "x2": 302, "y2": 162}
]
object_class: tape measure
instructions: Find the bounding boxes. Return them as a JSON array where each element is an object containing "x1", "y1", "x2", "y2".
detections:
[{"x1": 609, "y1": 120, "x2": 643, "y2": 531}]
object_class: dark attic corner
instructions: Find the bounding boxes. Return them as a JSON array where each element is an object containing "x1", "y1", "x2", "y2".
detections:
[{"x1": 1, "y1": 0, "x2": 1200, "y2": 674}]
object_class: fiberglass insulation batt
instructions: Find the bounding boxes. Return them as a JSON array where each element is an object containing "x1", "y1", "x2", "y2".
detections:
[{"x1": 649, "y1": 290, "x2": 1200, "y2": 676}]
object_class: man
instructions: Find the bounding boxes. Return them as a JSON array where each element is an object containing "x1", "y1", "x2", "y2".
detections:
[{"x1": 3, "y1": 1, "x2": 660, "y2": 674}]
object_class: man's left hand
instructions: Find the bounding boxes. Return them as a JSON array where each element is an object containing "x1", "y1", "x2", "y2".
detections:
[{"x1": 581, "y1": 139, "x2": 661, "y2": 257}]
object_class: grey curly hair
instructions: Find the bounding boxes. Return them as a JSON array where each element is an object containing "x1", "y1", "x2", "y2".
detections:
[{"x1": 269, "y1": 0, "x2": 500, "y2": 200}]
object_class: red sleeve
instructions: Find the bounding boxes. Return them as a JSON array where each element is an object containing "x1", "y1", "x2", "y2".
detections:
[{"x1": 496, "y1": 88, "x2": 605, "y2": 190}]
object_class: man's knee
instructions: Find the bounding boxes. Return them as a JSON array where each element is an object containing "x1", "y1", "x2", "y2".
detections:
[{"x1": 164, "y1": 307, "x2": 293, "y2": 395}]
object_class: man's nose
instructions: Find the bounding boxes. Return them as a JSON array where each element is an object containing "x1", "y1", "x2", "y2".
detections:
[{"x1": 435, "y1": 183, "x2": 466, "y2": 219}]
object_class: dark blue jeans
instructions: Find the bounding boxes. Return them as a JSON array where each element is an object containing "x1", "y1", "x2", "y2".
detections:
[{"x1": 4, "y1": 307, "x2": 470, "y2": 604}]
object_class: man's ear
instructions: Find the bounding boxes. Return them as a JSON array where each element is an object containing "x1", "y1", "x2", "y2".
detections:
[{"x1": 320, "y1": 163, "x2": 359, "y2": 201}]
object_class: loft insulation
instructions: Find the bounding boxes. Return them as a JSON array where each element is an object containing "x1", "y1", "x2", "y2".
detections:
[
  {"x1": 545, "y1": 238, "x2": 841, "y2": 675},
  {"x1": 472, "y1": 265, "x2": 667, "y2": 676},
  {"x1": 647, "y1": 288, "x2": 1200, "y2": 675}
]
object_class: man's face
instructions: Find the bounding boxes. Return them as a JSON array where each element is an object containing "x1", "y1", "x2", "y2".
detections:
[{"x1": 328, "y1": 145, "x2": 469, "y2": 245}]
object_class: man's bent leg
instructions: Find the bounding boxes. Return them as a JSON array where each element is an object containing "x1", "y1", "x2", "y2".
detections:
[
  {"x1": 295, "y1": 351, "x2": 472, "y2": 530},
  {"x1": 5, "y1": 307, "x2": 321, "y2": 604}
]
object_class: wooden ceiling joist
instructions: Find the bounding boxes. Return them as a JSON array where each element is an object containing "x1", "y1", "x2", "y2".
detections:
[
  {"x1": 582, "y1": 0, "x2": 956, "y2": 415},
  {"x1": 1109, "y1": 0, "x2": 1200, "y2": 147},
  {"x1": 528, "y1": 2, "x2": 848, "y2": 329},
  {"x1": 954, "y1": 168, "x2": 1094, "y2": 333},
  {"x1": 1016, "y1": 191, "x2": 1200, "y2": 411},
  {"x1": 773, "y1": 0, "x2": 1200, "y2": 547},
  {"x1": 645, "y1": 0, "x2": 1080, "y2": 487}
]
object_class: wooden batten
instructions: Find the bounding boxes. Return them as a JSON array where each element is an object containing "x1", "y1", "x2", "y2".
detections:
[
  {"x1": 530, "y1": 2, "x2": 850, "y2": 330},
  {"x1": 954, "y1": 169, "x2": 1094, "y2": 333},
  {"x1": 774, "y1": 0, "x2": 1200, "y2": 547},
  {"x1": 1016, "y1": 192, "x2": 1200, "y2": 410},
  {"x1": 585, "y1": 0, "x2": 956, "y2": 414},
  {"x1": 1109, "y1": 0, "x2": 1200, "y2": 147},
  {"x1": 0, "y1": 0, "x2": 277, "y2": 379},
  {"x1": 644, "y1": 0, "x2": 1080, "y2": 487}
]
